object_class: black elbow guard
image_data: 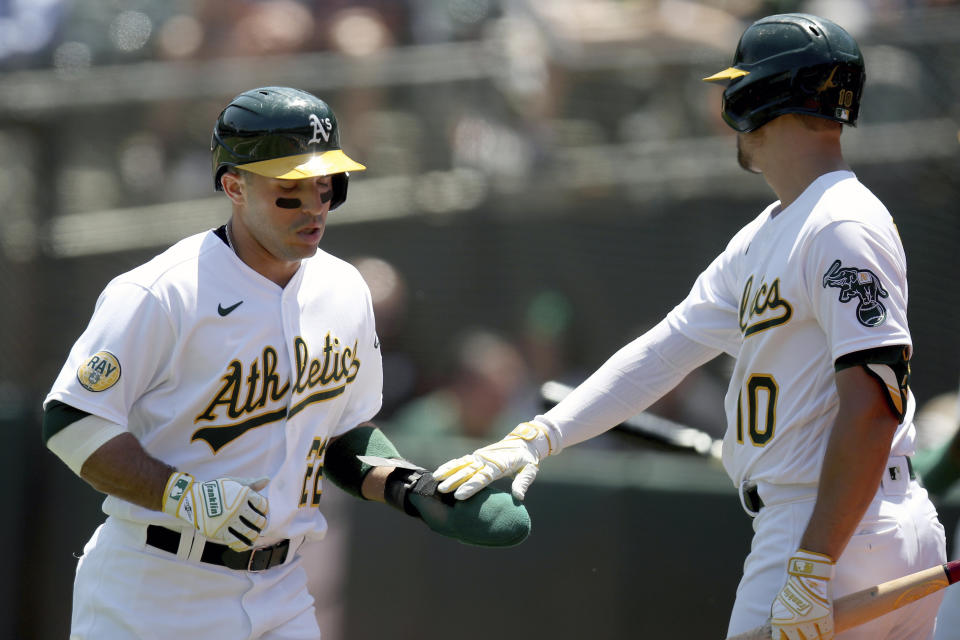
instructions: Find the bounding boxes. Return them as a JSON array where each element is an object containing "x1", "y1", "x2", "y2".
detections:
[{"x1": 835, "y1": 345, "x2": 910, "y2": 421}]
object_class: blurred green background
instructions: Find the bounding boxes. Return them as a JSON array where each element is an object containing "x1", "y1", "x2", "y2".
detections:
[{"x1": 2, "y1": 0, "x2": 959, "y2": 638}]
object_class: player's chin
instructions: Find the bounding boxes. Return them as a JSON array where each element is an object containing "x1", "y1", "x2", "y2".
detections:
[{"x1": 294, "y1": 226, "x2": 325, "y2": 250}]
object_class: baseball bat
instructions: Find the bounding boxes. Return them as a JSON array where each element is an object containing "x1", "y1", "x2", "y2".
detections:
[
  {"x1": 727, "y1": 560, "x2": 960, "y2": 640},
  {"x1": 540, "y1": 380, "x2": 722, "y2": 459}
]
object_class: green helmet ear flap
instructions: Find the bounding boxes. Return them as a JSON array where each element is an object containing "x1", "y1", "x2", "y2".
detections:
[{"x1": 330, "y1": 173, "x2": 348, "y2": 211}]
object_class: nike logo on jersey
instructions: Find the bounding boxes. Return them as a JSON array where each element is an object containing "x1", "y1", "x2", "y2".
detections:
[
  {"x1": 218, "y1": 301, "x2": 243, "y2": 316},
  {"x1": 739, "y1": 275, "x2": 793, "y2": 338},
  {"x1": 192, "y1": 334, "x2": 362, "y2": 452}
]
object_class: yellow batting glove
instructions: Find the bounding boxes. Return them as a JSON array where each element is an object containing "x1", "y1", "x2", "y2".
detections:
[
  {"x1": 434, "y1": 421, "x2": 560, "y2": 501},
  {"x1": 162, "y1": 471, "x2": 269, "y2": 551},
  {"x1": 771, "y1": 549, "x2": 836, "y2": 640}
]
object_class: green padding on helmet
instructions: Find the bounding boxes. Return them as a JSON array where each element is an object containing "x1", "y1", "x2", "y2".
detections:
[
  {"x1": 324, "y1": 426, "x2": 402, "y2": 500},
  {"x1": 409, "y1": 486, "x2": 531, "y2": 548}
]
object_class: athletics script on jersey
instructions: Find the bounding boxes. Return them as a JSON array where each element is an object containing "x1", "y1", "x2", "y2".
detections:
[
  {"x1": 191, "y1": 333, "x2": 361, "y2": 453},
  {"x1": 739, "y1": 275, "x2": 793, "y2": 338}
]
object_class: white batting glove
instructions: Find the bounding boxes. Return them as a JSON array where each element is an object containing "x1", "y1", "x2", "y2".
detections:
[
  {"x1": 434, "y1": 421, "x2": 561, "y2": 500},
  {"x1": 161, "y1": 471, "x2": 269, "y2": 552},
  {"x1": 770, "y1": 549, "x2": 836, "y2": 640}
]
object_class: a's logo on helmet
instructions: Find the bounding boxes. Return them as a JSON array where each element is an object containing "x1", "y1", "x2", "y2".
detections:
[
  {"x1": 308, "y1": 113, "x2": 333, "y2": 144},
  {"x1": 77, "y1": 351, "x2": 122, "y2": 392},
  {"x1": 816, "y1": 66, "x2": 839, "y2": 94},
  {"x1": 822, "y1": 259, "x2": 889, "y2": 327}
]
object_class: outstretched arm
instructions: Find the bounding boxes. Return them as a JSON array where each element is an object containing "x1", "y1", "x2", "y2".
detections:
[
  {"x1": 434, "y1": 319, "x2": 721, "y2": 500},
  {"x1": 324, "y1": 424, "x2": 530, "y2": 547}
]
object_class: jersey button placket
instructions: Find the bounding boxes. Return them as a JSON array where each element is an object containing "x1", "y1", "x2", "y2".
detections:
[{"x1": 277, "y1": 283, "x2": 304, "y2": 495}]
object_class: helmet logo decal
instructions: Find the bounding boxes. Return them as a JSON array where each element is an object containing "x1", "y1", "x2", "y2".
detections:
[
  {"x1": 816, "y1": 66, "x2": 839, "y2": 94},
  {"x1": 308, "y1": 114, "x2": 333, "y2": 144}
]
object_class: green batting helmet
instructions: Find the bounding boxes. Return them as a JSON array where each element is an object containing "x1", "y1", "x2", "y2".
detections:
[
  {"x1": 703, "y1": 14, "x2": 865, "y2": 133},
  {"x1": 211, "y1": 86, "x2": 365, "y2": 210}
]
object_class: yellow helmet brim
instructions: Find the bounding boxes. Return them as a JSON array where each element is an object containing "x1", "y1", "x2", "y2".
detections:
[
  {"x1": 236, "y1": 149, "x2": 366, "y2": 180},
  {"x1": 703, "y1": 67, "x2": 750, "y2": 82}
]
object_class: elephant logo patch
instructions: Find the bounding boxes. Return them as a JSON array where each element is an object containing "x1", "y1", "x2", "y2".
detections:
[{"x1": 822, "y1": 260, "x2": 888, "y2": 327}]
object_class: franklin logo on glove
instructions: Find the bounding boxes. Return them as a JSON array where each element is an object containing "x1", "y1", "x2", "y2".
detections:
[{"x1": 203, "y1": 482, "x2": 223, "y2": 517}]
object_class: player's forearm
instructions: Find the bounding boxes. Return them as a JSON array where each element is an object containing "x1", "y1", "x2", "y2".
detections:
[
  {"x1": 800, "y1": 368, "x2": 898, "y2": 558},
  {"x1": 544, "y1": 319, "x2": 719, "y2": 449},
  {"x1": 80, "y1": 432, "x2": 175, "y2": 511},
  {"x1": 360, "y1": 464, "x2": 392, "y2": 502}
]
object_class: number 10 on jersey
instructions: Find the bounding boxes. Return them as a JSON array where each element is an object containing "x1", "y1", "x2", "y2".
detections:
[{"x1": 736, "y1": 374, "x2": 778, "y2": 446}]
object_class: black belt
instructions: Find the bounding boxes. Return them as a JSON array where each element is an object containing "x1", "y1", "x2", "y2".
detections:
[
  {"x1": 146, "y1": 525, "x2": 290, "y2": 572},
  {"x1": 898, "y1": 456, "x2": 917, "y2": 481},
  {"x1": 744, "y1": 456, "x2": 916, "y2": 515},
  {"x1": 744, "y1": 485, "x2": 764, "y2": 514}
]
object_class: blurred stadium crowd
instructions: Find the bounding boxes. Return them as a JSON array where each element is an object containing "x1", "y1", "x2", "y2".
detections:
[
  {"x1": 1, "y1": 1, "x2": 959, "y2": 638},
  {"x1": 2, "y1": 0, "x2": 958, "y2": 430}
]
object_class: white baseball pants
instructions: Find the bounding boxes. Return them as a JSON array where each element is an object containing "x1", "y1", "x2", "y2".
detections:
[
  {"x1": 728, "y1": 460, "x2": 948, "y2": 639},
  {"x1": 69, "y1": 517, "x2": 321, "y2": 640}
]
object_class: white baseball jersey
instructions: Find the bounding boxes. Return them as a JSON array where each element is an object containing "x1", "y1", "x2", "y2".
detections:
[
  {"x1": 45, "y1": 228, "x2": 383, "y2": 543},
  {"x1": 667, "y1": 170, "x2": 915, "y2": 488}
]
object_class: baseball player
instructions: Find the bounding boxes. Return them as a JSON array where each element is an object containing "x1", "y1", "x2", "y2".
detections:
[
  {"x1": 42, "y1": 86, "x2": 528, "y2": 639},
  {"x1": 433, "y1": 14, "x2": 948, "y2": 640}
]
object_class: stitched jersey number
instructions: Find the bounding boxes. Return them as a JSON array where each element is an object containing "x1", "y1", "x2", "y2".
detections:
[
  {"x1": 736, "y1": 374, "x2": 778, "y2": 446},
  {"x1": 299, "y1": 437, "x2": 327, "y2": 507}
]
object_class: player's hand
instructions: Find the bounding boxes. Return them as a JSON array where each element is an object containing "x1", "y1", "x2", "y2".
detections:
[
  {"x1": 161, "y1": 472, "x2": 269, "y2": 551},
  {"x1": 770, "y1": 549, "x2": 836, "y2": 640},
  {"x1": 434, "y1": 421, "x2": 559, "y2": 501}
]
